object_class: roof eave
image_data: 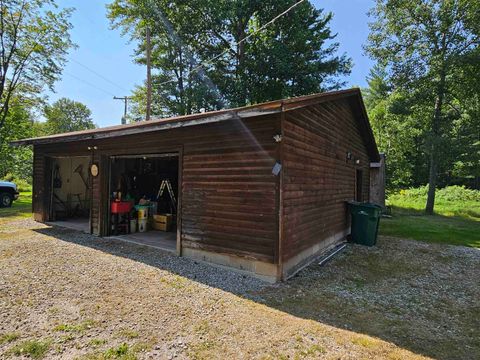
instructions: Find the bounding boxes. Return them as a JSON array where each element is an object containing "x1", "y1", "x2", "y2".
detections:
[{"x1": 10, "y1": 106, "x2": 281, "y2": 147}]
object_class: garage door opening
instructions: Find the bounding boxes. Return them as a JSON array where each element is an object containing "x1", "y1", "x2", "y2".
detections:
[
  {"x1": 108, "y1": 153, "x2": 180, "y2": 253},
  {"x1": 48, "y1": 156, "x2": 92, "y2": 233}
]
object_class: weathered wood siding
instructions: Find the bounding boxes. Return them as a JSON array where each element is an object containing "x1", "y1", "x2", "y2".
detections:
[
  {"x1": 33, "y1": 116, "x2": 280, "y2": 263},
  {"x1": 32, "y1": 147, "x2": 46, "y2": 222},
  {"x1": 281, "y1": 99, "x2": 371, "y2": 261}
]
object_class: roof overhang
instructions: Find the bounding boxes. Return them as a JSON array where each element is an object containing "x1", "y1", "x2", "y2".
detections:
[{"x1": 11, "y1": 88, "x2": 380, "y2": 161}]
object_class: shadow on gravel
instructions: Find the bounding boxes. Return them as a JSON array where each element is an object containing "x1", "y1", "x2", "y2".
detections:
[
  {"x1": 34, "y1": 226, "x2": 267, "y2": 296},
  {"x1": 34, "y1": 226, "x2": 480, "y2": 360}
]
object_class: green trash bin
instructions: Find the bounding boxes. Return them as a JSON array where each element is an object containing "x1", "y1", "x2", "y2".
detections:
[{"x1": 347, "y1": 202, "x2": 382, "y2": 246}]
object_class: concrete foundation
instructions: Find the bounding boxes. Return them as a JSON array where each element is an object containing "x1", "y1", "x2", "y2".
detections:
[
  {"x1": 182, "y1": 247, "x2": 279, "y2": 283},
  {"x1": 282, "y1": 229, "x2": 349, "y2": 280}
]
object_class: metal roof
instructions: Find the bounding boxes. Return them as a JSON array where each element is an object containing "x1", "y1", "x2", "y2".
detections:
[{"x1": 11, "y1": 88, "x2": 379, "y2": 161}]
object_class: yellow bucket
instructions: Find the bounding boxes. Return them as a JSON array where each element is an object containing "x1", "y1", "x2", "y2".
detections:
[{"x1": 137, "y1": 208, "x2": 148, "y2": 219}]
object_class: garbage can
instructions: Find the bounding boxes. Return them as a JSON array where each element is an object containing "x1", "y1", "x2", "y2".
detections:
[{"x1": 347, "y1": 202, "x2": 382, "y2": 246}]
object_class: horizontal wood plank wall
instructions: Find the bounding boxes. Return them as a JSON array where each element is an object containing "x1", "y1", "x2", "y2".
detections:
[
  {"x1": 35, "y1": 116, "x2": 280, "y2": 263},
  {"x1": 282, "y1": 99, "x2": 371, "y2": 261},
  {"x1": 32, "y1": 147, "x2": 45, "y2": 221}
]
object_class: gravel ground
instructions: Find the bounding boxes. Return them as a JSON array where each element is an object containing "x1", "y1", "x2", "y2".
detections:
[{"x1": 0, "y1": 218, "x2": 478, "y2": 359}]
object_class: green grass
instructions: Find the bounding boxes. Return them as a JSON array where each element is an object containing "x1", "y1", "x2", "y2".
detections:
[
  {"x1": 53, "y1": 319, "x2": 96, "y2": 333},
  {"x1": 116, "y1": 329, "x2": 139, "y2": 339},
  {"x1": 381, "y1": 186, "x2": 480, "y2": 248},
  {"x1": 8, "y1": 339, "x2": 51, "y2": 359},
  {"x1": 0, "y1": 332, "x2": 20, "y2": 345},
  {"x1": 0, "y1": 191, "x2": 32, "y2": 220},
  {"x1": 103, "y1": 343, "x2": 137, "y2": 360}
]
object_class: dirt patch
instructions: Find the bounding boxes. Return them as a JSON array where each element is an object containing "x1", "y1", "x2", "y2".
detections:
[{"x1": 1, "y1": 219, "x2": 478, "y2": 359}]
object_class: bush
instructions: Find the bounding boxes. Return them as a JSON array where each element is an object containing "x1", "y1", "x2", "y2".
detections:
[
  {"x1": 391, "y1": 185, "x2": 480, "y2": 203},
  {"x1": 436, "y1": 186, "x2": 480, "y2": 202}
]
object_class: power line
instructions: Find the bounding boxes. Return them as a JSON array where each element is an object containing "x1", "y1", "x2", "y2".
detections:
[
  {"x1": 64, "y1": 72, "x2": 116, "y2": 97},
  {"x1": 69, "y1": 58, "x2": 130, "y2": 92},
  {"x1": 156, "y1": 0, "x2": 306, "y2": 88},
  {"x1": 114, "y1": 96, "x2": 132, "y2": 125}
]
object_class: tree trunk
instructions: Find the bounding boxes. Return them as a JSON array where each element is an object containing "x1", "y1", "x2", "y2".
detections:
[{"x1": 425, "y1": 71, "x2": 446, "y2": 215}]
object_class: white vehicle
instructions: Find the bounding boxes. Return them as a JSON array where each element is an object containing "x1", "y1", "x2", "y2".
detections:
[{"x1": 0, "y1": 181, "x2": 19, "y2": 208}]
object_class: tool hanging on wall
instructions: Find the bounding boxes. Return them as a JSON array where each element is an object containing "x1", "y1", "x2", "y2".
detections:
[
  {"x1": 53, "y1": 165, "x2": 62, "y2": 188},
  {"x1": 156, "y1": 179, "x2": 177, "y2": 213},
  {"x1": 74, "y1": 164, "x2": 90, "y2": 190}
]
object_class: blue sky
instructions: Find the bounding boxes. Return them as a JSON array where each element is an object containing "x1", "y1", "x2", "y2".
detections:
[{"x1": 51, "y1": 0, "x2": 374, "y2": 127}]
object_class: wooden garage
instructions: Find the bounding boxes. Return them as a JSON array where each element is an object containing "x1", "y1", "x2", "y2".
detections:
[{"x1": 12, "y1": 88, "x2": 380, "y2": 282}]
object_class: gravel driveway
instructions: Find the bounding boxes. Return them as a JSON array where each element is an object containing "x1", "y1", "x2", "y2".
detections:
[{"x1": 0, "y1": 218, "x2": 478, "y2": 359}]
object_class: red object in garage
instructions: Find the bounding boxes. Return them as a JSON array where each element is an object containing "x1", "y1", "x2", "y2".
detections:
[{"x1": 111, "y1": 201, "x2": 133, "y2": 214}]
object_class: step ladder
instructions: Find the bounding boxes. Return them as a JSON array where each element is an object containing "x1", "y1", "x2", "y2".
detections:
[{"x1": 156, "y1": 179, "x2": 177, "y2": 213}]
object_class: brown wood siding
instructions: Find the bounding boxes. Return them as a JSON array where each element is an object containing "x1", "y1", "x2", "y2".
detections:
[
  {"x1": 32, "y1": 148, "x2": 45, "y2": 221},
  {"x1": 33, "y1": 116, "x2": 280, "y2": 263},
  {"x1": 281, "y1": 99, "x2": 371, "y2": 261}
]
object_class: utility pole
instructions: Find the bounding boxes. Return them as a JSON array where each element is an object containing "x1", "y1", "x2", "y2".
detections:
[
  {"x1": 146, "y1": 26, "x2": 152, "y2": 121},
  {"x1": 114, "y1": 96, "x2": 131, "y2": 125}
]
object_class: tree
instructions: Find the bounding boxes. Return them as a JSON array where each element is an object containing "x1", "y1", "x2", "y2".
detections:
[
  {"x1": 364, "y1": 66, "x2": 423, "y2": 190},
  {"x1": 44, "y1": 98, "x2": 96, "y2": 134},
  {"x1": 366, "y1": 0, "x2": 480, "y2": 213},
  {"x1": 0, "y1": 0, "x2": 74, "y2": 132},
  {"x1": 0, "y1": 98, "x2": 34, "y2": 180},
  {"x1": 107, "y1": 0, "x2": 351, "y2": 118}
]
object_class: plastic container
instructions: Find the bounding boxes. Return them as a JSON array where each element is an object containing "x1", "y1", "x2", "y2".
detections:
[
  {"x1": 130, "y1": 219, "x2": 137, "y2": 233},
  {"x1": 138, "y1": 219, "x2": 148, "y2": 233},
  {"x1": 347, "y1": 202, "x2": 382, "y2": 246},
  {"x1": 111, "y1": 201, "x2": 133, "y2": 213},
  {"x1": 137, "y1": 207, "x2": 149, "y2": 219}
]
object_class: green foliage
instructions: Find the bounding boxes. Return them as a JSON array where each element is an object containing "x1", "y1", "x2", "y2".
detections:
[
  {"x1": 382, "y1": 186, "x2": 480, "y2": 247},
  {"x1": 108, "y1": 0, "x2": 351, "y2": 118},
  {"x1": 388, "y1": 185, "x2": 480, "y2": 221},
  {"x1": 365, "y1": 0, "x2": 480, "y2": 211},
  {"x1": 0, "y1": 0, "x2": 74, "y2": 128},
  {"x1": 8, "y1": 339, "x2": 51, "y2": 359},
  {"x1": 2, "y1": 173, "x2": 32, "y2": 192},
  {"x1": 0, "y1": 97, "x2": 93, "y2": 182},
  {"x1": 365, "y1": 1, "x2": 480, "y2": 196},
  {"x1": 0, "y1": 100, "x2": 36, "y2": 181},
  {"x1": 391, "y1": 185, "x2": 480, "y2": 203},
  {"x1": 365, "y1": 70, "x2": 423, "y2": 189},
  {"x1": 44, "y1": 98, "x2": 96, "y2": 134},
  {"x1": 0, "y1": 0, "x2": 75, "y2": 182}
]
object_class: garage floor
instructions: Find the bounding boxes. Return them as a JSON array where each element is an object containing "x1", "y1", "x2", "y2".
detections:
[
  {"x1": 47, "y1": 218, "x2": 90, "y2": 233},
  {"x1": 109, "y1": 231, "x2": 176, "y2": 253}
]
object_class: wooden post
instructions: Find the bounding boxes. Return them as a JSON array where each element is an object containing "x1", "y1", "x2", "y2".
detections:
[
  {"x1": 369, "y1": 153, "x2": 386, "y2": 208},
  {"x1": 146, "y1": 27, "x2": 152, "y2": 121}
]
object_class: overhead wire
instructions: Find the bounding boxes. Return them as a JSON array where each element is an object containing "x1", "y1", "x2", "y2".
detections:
[
  {"x1": 64, "y1": 72, "x2": 117, "y2": 97},
  {"x1": 68, "y1": 58, "x2": 131, "y2": 93},
  {"x1": 63, "y1": 0, "x2": 307, "y2": 101}
]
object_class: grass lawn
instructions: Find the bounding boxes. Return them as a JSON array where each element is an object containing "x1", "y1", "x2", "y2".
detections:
[
  {"x1": 0, "y1": 191, "x2": 32, "y2": 222},
  {"x1": 380, "y1": 188, "x2": 480, "y2": 248}
]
